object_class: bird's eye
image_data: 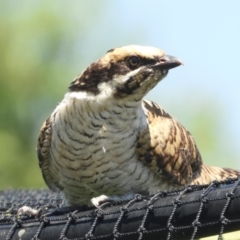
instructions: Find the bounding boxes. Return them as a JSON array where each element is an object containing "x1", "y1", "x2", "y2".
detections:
[{"x1": 127, "y1": 56, "x2": 140, "y2": 69}]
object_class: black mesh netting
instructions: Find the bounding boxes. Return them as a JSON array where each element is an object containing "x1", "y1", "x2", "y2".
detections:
[{"x1": 0, "y1": 178, "x2": 240, "y2": 240}]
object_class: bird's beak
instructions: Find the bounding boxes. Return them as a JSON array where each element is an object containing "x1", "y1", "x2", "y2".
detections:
[{"x1": 154, "y1": 55, "x2": 183, "y2": 70}]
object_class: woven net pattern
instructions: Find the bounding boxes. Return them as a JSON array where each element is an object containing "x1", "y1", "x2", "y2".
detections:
[{"x1": 0, "y1": 178, "x2": 240, "y2": 240}]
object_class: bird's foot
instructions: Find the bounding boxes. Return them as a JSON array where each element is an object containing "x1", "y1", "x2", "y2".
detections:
[
  {"x1": 91, "y1": 195, "x2": 110, "y2": 208},
  {"x1": 17, "y1": 205, "x2": 90, "y2": 218},
  {"x1": 91, "y1": 194, "x2": 135, "y2": 212},
  {"x1": 17, "y1": 206, "x2": 41, "y2": 218}
]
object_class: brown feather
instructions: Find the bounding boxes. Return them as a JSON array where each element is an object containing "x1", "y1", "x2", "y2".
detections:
[
  {"x1": 137, "y1": 99, "x2": 240, "y2": 186},
  {"x1": 37, "y1": 117, "x2": 62, "y2": 191},
  {"x1": 193, "y1": 165, "x2": 240, "y2": 184}
]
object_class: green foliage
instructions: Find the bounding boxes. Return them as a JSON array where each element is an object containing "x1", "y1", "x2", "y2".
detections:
[{"x1": 0, "y1": 2, "x2": 104, "y2": 188}]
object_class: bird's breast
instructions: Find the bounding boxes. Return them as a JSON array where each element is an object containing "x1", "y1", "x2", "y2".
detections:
[{"x1": 49, "y1": 97, "x2": 160, "y2": 205}]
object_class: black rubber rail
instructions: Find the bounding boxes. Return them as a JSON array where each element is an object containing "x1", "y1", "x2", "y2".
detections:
[{"x1": 0, "y1": 178, "x2": 240, "y2": 240}]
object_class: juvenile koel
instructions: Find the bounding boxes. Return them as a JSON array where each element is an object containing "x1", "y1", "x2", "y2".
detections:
[{"x1": 37, "y1": 45, "x2": 240, "y2": 207}]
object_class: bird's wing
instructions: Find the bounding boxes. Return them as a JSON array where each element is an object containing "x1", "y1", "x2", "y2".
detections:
[
  {"x1": 37, "y1": 117, "x2": 63, "y2": 192},
  {"x1": 137, "y1": 99, "x2": 203, "y2": 185}
]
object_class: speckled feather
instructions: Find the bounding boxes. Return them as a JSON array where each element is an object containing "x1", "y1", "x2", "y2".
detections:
[{"x1": 37, "y1": 45, "x2": 240, "y2": 206}]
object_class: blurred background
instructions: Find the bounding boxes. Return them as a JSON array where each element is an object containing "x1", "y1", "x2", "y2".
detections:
[{"x1": 0, "y1": 1, "x2": 240, "y2": 189}]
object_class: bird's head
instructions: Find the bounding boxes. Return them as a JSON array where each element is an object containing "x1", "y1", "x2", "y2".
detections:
[{"x1": 69, "y1": 45, "x2": 182, "y2": 102}]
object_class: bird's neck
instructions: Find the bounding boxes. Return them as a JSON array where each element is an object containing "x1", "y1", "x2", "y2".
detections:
[{"x1": 63, "y1": 91, "x2": 147, "y2": 130}]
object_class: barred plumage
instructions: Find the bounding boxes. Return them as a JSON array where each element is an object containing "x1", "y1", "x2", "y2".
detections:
[{"x1": 37, "y1": 45, "x2": 240, "y2": 207}]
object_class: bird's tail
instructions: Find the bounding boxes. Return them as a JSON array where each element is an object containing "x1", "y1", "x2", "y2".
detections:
[{"x1": 192, "y1": 164, "x2": 240, "y2": 185}]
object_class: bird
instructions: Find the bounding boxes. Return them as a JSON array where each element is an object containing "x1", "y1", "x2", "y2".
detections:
[{"x1": 37, "y1": 45, "x2": 240, "y2": 207}]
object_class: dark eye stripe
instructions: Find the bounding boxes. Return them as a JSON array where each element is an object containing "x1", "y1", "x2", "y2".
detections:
[{"x1": 126, "y1": 56, "x2": 158, "y2": 70}]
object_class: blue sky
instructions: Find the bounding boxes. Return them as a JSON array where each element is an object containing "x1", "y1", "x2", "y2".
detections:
[{"x1": 70, "y1": 1, "x2": 240, "y2": 166}]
